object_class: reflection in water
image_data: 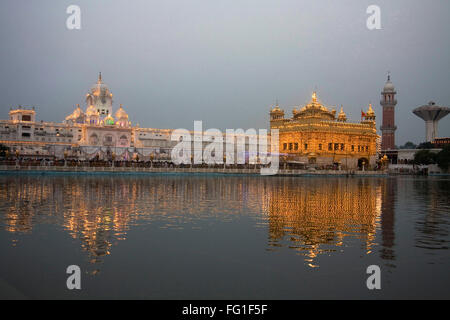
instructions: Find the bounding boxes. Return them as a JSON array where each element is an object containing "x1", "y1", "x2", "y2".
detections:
[
  {"x1": 413, "y1": 178, "x2": 450, "y2": 251},
  {"x1": 380, "y1": 178, "x2": 396, "y2": 263},
  {"x1": 0, "y1": 174, "x2": 448, "y2": 270},
  {"x1": 0, "y1": 175, "x2": 271, "y2": 263},
  {"x1": 266, "y1": 178, "x2": 383, "y2": 267}
]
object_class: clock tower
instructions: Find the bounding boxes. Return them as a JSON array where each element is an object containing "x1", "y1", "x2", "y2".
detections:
[{"x1": 380, "y1": 73, "x2": 397, "y2": 151}]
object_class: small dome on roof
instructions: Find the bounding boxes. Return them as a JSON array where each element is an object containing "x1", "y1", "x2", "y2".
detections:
[
  {"x1": 366, "y1": 103, "x2": 375, "y2": 117},
  {"x1": 65, "y1": 105, "x2": 84, "y2": 121},
  {"x1": 115, "y1": 104, "x2": 128, "y2": 119},
  {"x1": 337, "y1": 106, "x2": 347, "y2": 122}
]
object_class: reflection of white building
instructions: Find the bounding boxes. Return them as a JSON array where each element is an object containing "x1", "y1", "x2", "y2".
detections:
[{"x1": 0, "y1": 74, "x2": 264, "y2": 161}]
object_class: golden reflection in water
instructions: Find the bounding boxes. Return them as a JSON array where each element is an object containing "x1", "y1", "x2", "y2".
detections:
[
  {"x1": 0, "y1": 175, "x2": 388, "y2": 267},
  {"x1": 265, "y1": 178, "x2": 383, "y2": 266}
]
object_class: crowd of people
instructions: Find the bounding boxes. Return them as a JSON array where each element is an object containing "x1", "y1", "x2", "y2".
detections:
[{"x1": 0, "y1": 156, "x2": 385, "y2": 171}]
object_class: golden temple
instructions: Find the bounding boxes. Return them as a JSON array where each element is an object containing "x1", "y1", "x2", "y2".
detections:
[{"x1": 270, "y1": 92, "x2": 380, "y2": 169}]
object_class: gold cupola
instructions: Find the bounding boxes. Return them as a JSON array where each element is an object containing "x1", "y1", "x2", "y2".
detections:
[
  {"x1": 365, "y1": 103, "x2": 376, "y2": 121},
  {"x1": 270, "y1": 100, "x2": 284, "y2": 121},
  {"x1": 337, "y1": 105, "x2": 347, "y2": 122},
  {"x1": 293, "y1": 91, "x2": 336, "y2": 121}
]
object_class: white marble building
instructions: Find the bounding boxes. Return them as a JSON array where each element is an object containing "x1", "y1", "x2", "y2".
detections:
[{"x1": 0, "y1": 74, "x2": 266, "y2": 161}]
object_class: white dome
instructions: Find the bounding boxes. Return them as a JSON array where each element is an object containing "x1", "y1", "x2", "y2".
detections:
[
  {"x1": 383, "y1": 74, "x2": 395, "y2": 92},
  {"x1": 115, "y1": 105, "x2": 128, "y2": 119},
  {"x1": 65, "y1": 105, "x2": 84, "y2": 121},
  {"x1": 383, "y1": 81, "x2": 395, "y2": 92},
  {"x1": 90, "y1": 72, "x2": 113, "y2": 97}
]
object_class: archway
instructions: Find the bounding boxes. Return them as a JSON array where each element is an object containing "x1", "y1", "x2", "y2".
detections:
[{"x1": 358, "y1": 158, "x2": 369, "y2": 169}]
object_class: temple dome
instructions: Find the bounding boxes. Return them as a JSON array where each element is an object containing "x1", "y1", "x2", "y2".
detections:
[
  {"x1": 87, "y1": 73, "x2": 113, "y2": 103},
  {"x1": 366, "y1": 103, "x2": 375, "y2": 117},
  {"x1": 271, "y1": 106, "x2": 281, "y2": 112},
  {"x1": 65, "y1": 105, "x2": 84, "y2": 121},
  {"x1": 337, "y1": 106, "x2": 347, "y2": 122},
  {"x1": 90, "y1": 72, "x2": 110, "y2": 91},
  {"x1": 294, "y1": 92, "x2": 336, "y2": 121},
  {"x1": 115, "y1": 105, "x2": 128, "y2": 119}
]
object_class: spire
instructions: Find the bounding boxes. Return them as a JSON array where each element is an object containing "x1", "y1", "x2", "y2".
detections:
[
  {"x1": 337, "y1": 105, "x2": 347, "y2": 122},
  {"x1": 98, "y1": 72, "x2": 102, "y2": 84},
  {"x1": 365, "y1": 103, "x2": 376, "y2": 121},
  {"x1": 312, "y1": 91, "x2": 317, "y2": 103},
  {"x1": 387, "y1": 71, "x2": 390, "y2": 82}
]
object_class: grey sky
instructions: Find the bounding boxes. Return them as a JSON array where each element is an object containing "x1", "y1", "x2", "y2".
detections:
[{"x1": 1, "y1": 0, "x2": 449, "y2": 145}]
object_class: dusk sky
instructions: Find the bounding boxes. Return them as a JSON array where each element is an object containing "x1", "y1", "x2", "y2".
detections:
[{"x1": 1, "y1": 0, "x2": 449, "y2": 145}]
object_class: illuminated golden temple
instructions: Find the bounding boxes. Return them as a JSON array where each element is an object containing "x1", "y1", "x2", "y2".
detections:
[{"x1": 270, "y1": 92, "x2": 380, "y2": 169}]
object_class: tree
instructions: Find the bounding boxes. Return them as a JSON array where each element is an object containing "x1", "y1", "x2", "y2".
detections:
[
  {"x1": 414, "y1": 149, "x2": 436, "y2": 165},
  {"x1": 436, "y1": 146, "x2": 450, "y2": 171},
  {"x1": 401, "y1": 141, "x2": 417, "y2": 149},
  {"x1": 417, "y1": 142, "x2": 434, "y2": 149}
]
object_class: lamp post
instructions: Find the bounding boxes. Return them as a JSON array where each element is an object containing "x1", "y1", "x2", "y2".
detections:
[
  {"x1": 63, "y1": 150, "x2": 68, "y2": 167},
  {"x1": 381, "y1": 154, "x2": 389, "y2": 171}
]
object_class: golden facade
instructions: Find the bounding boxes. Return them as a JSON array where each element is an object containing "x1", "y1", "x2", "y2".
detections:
[{"x1": 270, "y1": 92, "x2": 379, "y2": 169}]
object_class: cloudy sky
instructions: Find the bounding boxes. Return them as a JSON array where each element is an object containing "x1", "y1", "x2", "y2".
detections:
[{"x1": 0, "y1": 0, "x2": 449, "y2": 145}]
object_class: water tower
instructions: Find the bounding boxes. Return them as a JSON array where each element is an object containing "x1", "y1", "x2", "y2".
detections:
[{"x1": 413, "y1": 101, "x2": 450, "y2": 142}]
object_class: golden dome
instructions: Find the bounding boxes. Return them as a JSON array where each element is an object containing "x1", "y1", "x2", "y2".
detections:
[
  {"x1": 294, "y1": 92, "x2": 335, "y2": 121},
  {"x1": 337, "y1": 106, "x2": 347, "y2": 122},
  {"x1": 271, "y1": 106, "x2": 281, "y2": 112},
  {"x1": 366, "y1": 103, "x2": 375, "y2": 117}
]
